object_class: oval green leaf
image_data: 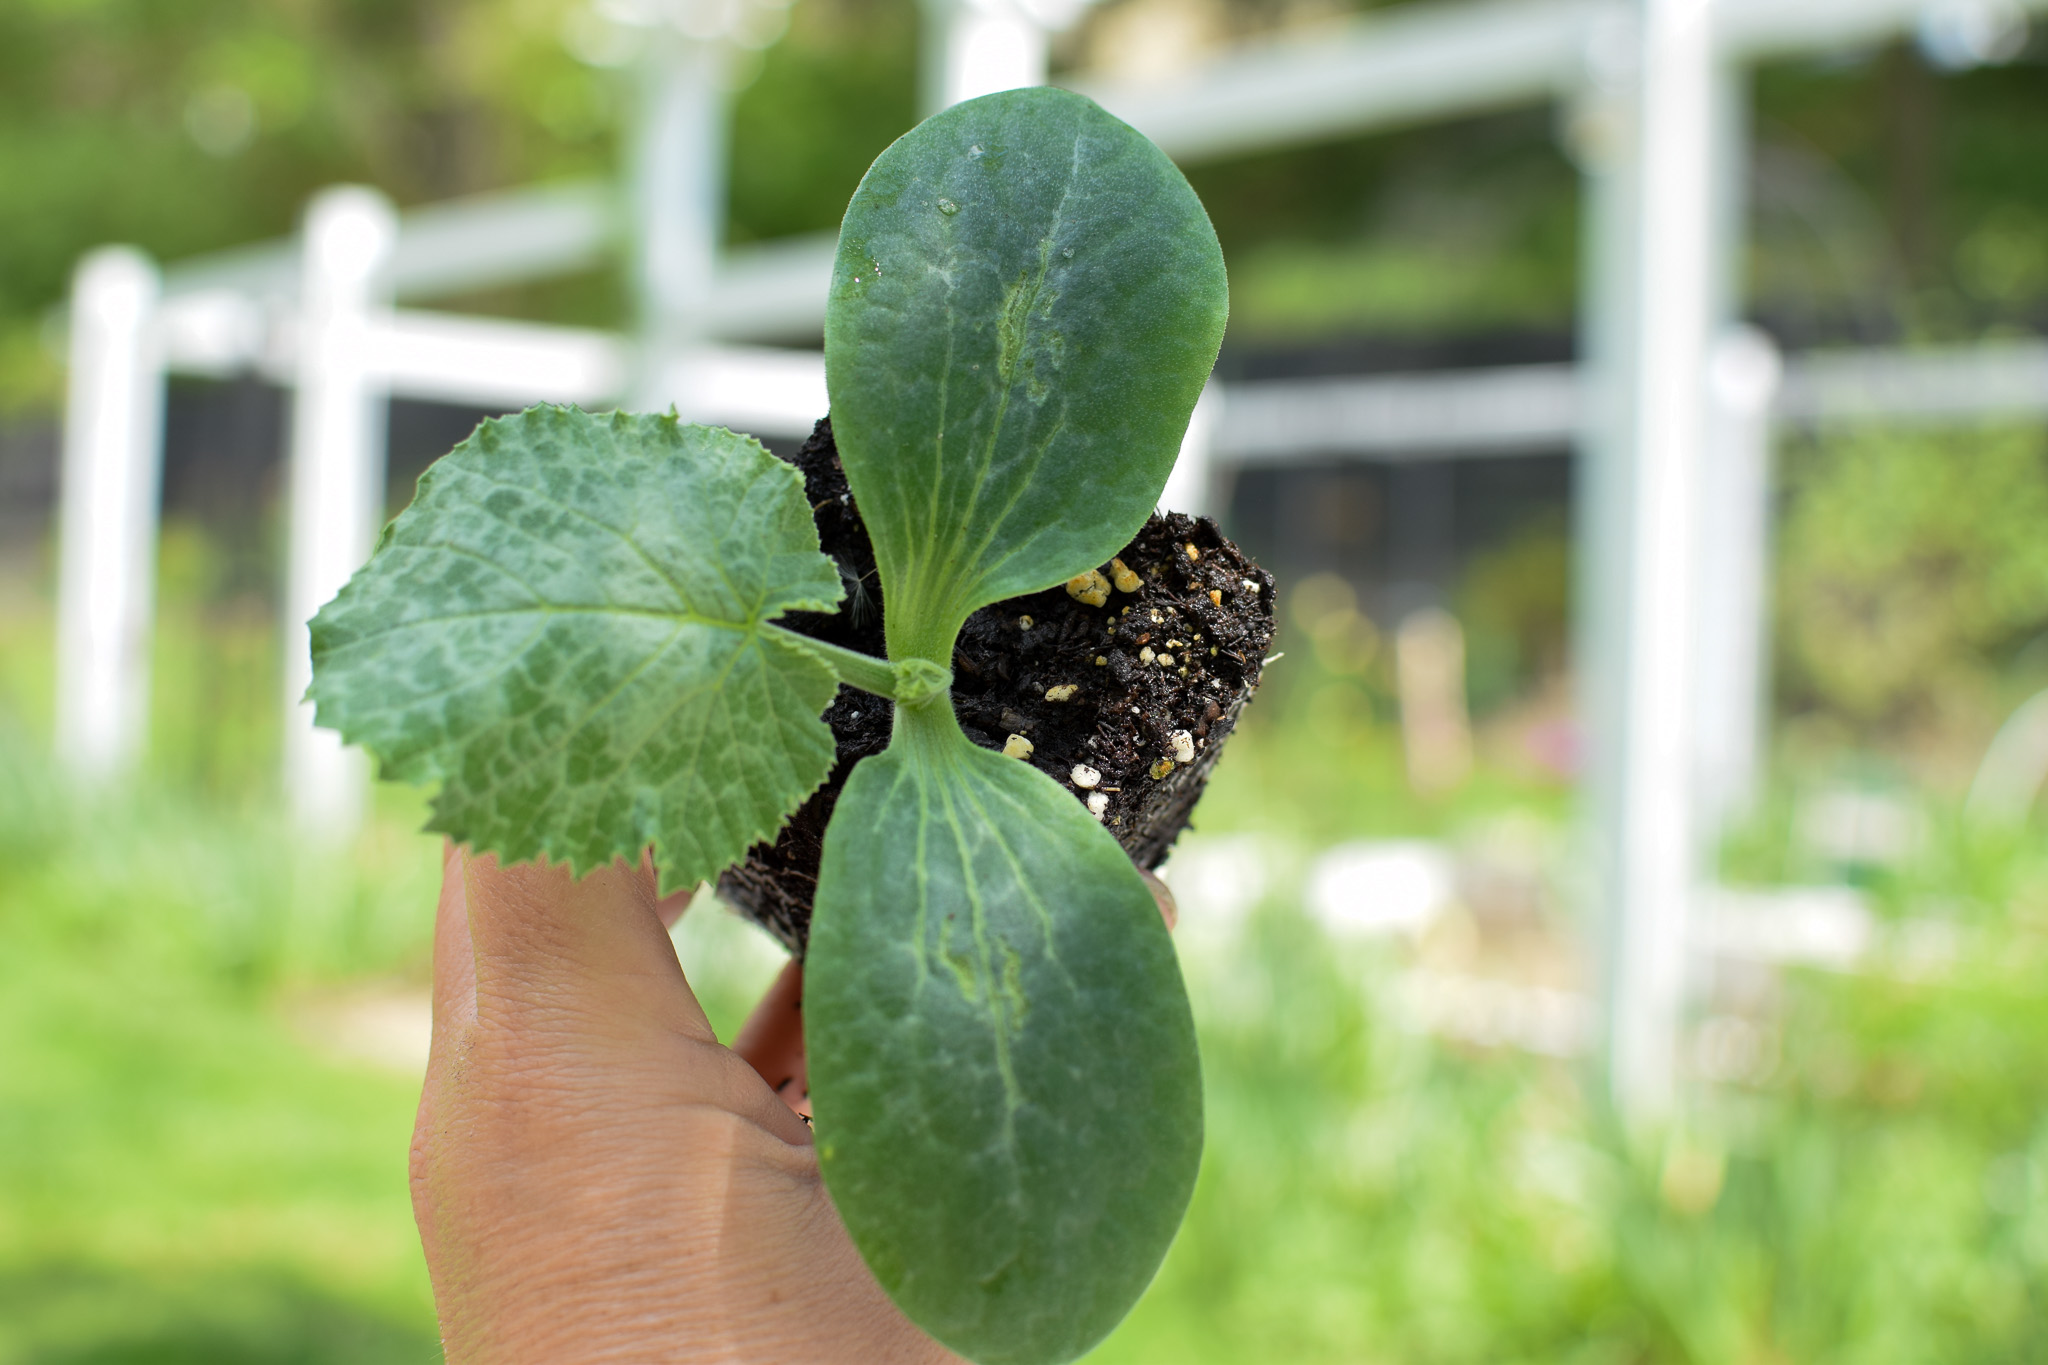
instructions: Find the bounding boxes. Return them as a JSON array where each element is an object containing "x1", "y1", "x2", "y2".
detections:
[
  {"x1": 805, "y1": 719, "x2": 1203, "y2": 1365},
  {"x1": 307, "y1": 407, "x2": 844, "y2": 893},
  {"x1": 824, "y1": 86, "x2": 1228, "y2": 661}
]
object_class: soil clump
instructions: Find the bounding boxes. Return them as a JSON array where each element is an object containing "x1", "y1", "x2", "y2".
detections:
[{"x1": 717, "y1": 418, "x2": 1277, "y2": 956}]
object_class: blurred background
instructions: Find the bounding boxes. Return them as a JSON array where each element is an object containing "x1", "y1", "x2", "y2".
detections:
[{"x1": 5, "y1": 0, "x2": 2048, "y2": 1359}]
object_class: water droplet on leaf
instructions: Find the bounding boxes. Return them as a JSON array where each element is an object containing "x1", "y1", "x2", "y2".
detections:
[{"x1": 937, "y1": 198, "x2": 959, "y2": 215}]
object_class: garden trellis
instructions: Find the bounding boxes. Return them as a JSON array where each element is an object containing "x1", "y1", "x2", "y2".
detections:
[{"x1": 51, "y1": 0, "x2": 2048, "y2": 1122}]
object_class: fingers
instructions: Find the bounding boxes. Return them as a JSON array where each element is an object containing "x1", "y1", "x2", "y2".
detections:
[
  {"x1": 460, "y1": 849, "x2": 716, "y2": 1046},
  {"x1": 656, "y1": 884, "x2": 695, "y2": 930},
  {"x1": 723, "y1": 866, "x2": 1175, "y2": 1127},
  {"x1": 732, "y1": 960, "x2": 810, "y2": 1119},
  {"x1": 1140, "y1": 867, "x2": 1178, "y2": 932},
  {"x1": 431, "y1": 840, "x2": 479, "y2": 1034}
]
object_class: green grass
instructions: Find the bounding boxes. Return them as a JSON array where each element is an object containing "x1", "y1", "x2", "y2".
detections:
[
  {"x1": 1090, "y1": 891, "x2": 2048, "y2": 1364},
  {"x1": 0, "y1": 720, "x2": 442, "y2": 1363},
  {"x1": 5, "y1": 598, "x2": 2048, "y2": 1361}
]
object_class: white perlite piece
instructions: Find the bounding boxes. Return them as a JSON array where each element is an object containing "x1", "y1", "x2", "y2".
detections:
[
  {"x1": 1138, "y1": 646, "x2": 1156, "y2": 664},
  {"x1": 1157, "y1": 653, "x2": 1175, "y2": 667},
  {"x1": 1070, "y1": 763, "x2": 1102, "y2": 789},
  {"x1": 1170, "y1": 730, "x2": 1195, "y2": 764},
  {"x1": 1086, "y1": 792, "x2": 1110, "y2": 820},
  {"x1": 1002, "y1": 733, "x2": 1034, "y2": 760},
  {"x1": 1242, "y1": 579, "x2": 1260, "y2": 594},
  {"x1": 1044, "y1": 683, "x2": 1078, "y2": 702}
]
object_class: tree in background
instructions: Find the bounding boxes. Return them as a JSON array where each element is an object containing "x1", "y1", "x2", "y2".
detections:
[
  {"x1": 1776, "y1": 423, "x2": 2048, "y2": 775},
  {"x1": 0, "y1": 0, "x2": 922, "y2": 412}
]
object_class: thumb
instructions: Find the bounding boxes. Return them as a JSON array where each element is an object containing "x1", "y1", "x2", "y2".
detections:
[{"x1": 459, "y1": 848, "x2": 716, "y2": 1047}]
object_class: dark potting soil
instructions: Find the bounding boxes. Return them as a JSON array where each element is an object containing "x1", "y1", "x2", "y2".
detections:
[{"x1": 717, "y1": 418, "x2": 1277, "y2": 956}]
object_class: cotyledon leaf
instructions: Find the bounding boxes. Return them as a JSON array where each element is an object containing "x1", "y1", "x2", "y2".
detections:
[
  {"x1": 306, "y1": 406, "x2": 845, "y2": 894},
  {"x1": 824, "y1": 87, "x2": 1228, "y2": 662},
  {"x1": 805, "y1": 709, "x2": 1203, "y2": 1365}
]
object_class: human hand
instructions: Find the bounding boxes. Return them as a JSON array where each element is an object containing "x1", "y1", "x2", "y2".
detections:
[
  {"x1": 409, "y1": 845, "x2": 959, "y2": 1363},
  {"x1": 410, "y1": 845, "x2": 1180, "y2": 1363}
]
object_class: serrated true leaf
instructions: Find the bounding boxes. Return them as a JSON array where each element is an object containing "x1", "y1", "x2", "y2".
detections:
[
  {"x1": 824, "y1": 86, "x2": 1228, "y2": 661},
  {"x1": 805, "y1": 723, "x2": 1202, "y2": 1365},
  {"x1": 307, "y1": 407, "x2": 844, "y2": 893}
]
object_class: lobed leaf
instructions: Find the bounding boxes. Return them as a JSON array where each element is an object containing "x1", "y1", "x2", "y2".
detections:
[
  {"x1": 824, "y1": 86, "x2": 1228, "y2": 660},
  {"x1": 805, "y1": 719, "x2": 1203, "y2": 1365},
  {"x1": 307, "y1": 407, "x2": 844, "y2": 894}
]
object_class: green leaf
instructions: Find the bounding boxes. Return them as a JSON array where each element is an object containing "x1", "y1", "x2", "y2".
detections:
[
  {"x1": 307, "y1": 407, "x2": 844, "y2": 894},
  {"x1": 825, "y1": 86, "x2": 1228, "y2": 661},
  {"x1": 805, "y1": 714, "x2": 1203, "y2": 1365}
]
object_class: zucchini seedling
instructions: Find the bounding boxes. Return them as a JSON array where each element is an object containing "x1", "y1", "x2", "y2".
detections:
[{"x1": 307, "y1": 86, "x2": 1228, "y2": 1365}]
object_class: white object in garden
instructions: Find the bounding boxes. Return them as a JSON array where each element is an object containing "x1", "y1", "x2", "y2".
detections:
[
  {"x1": 1690, "y1": 885, "x2": 1873, "y2": 971},
  {"x1": 283, "y1": 187, "x2": 397, "y2": 837},
  {"x1": 54, "y1": 247, "x2": 164, "y2": 782},
  {"x1": 1798, "y1": 786, "x2": 1924, "y2": 867},
  {"x1": 1154, "y1": 835, "x2": 1269, "y2": 964},
  {"x1": 1396, "y1": 970, "x2": 1594, "y2": 1058},
  {"x1": 1915, "y1": 0, "x2": 2031, "y2": 68},
  {"x1": 1967, "y1": 687, "x2": 2048, "y2": 823},
  {"x1": 1395, "y1": 608, "x2": 1473, "y2": 795},
  {"x1": 1307, "y1": 840, "x2": 1454, "y2": 940}
]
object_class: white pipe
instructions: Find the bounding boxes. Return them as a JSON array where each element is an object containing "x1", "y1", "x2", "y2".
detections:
[
  {"x1": 1073, "y1": 0, "x2": 2048, "y2": 163},
  {"x1": 1778, "y1": 341, "x2": 2048, "y2": 421},
  {"x1": 1693, "y1": 326, "x2": 1781, "y2": 838},
  {"x1": 659, "y1": 343, "x2": 831, "y2": 437},
  {"x1": 370, "y1": 312, "x2": 629, "y2": 409},
  {"x1": 283, "y1": 186, "x2": 397, "y2": 838},
  {"x1": 1160, "y1": 382, "x2": 1222, "y2": 518},
  {"x1": 1601, "y1": 0, "x2": 1720, "y2": 1126},
  {"x1": 1075, "y1": 0, "x2": 1604, "y2": 161},
  {"x1": 160, "y1": 179, "x2": 616, "y2": 306},
  {"x1": 925, "y1": 0, "x2": 1051, "y2": 112},
  {"x1": 1217, "y1": 364, "x2": 1581, "y2": 461},
  {"x1": 54, "y1": 247, "x2": 164, "y2": 783},
  {"x1": 1567, "y1": 2, "x2": 1641, "y2": 1121},
  {"x1": 631, "y1": 35, "x2": 728, "y2": 410}
]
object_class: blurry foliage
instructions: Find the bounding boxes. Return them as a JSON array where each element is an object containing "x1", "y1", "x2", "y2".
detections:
[
  {"x1": 0, "y1": 0, "x2": 925, "y2": 408},
  {"x1": 0, "y1": 0, "x2": 598, "y2": 408},
  {"x1": 1200, "y1": 569, "x2": 1574, "y2": 838},
  {"x1": 152, "y1": 520, "x2": 286, "y2": 796},
  {"x1": 0, "y1": 722, "x2": 441, "y2": 1363},
  {"x1": 5, "y1": 0, "x2": 2046, "y2": 416},
  {"x1": 1185, "y1": 108, "x2": 1583, "y2": 343},
  {"x1": 1775, "y1": 422, "x2": 2048, "y2": 755},
  {"x1": 1753, "y1": 46, "x2": 2048, "y2": 341},
  {"x1": 1089, "y1": 839, "x2": 2048, "y2": 1364},
  {"x1": 726, "y1": 0, "x2": 919, "y2": 245},
  {"x1": 1457, "y1": 512, "x2": 1570, "y2": 717}
]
